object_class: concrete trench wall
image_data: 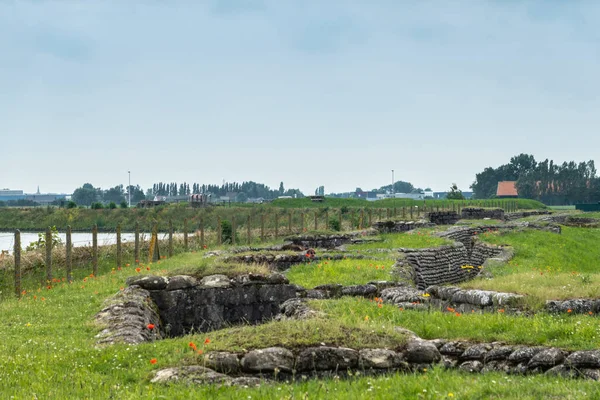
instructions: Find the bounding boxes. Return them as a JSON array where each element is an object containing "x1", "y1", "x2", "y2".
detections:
[
  {"x1": 461, "y1": 207, "x2": 505, "y2": 220},
  {"x1": 427, "y1": 211, "x2": 460, "y2": 225},
  {"x1": 96, "y1": 273, "x2": 298, "y2": 341}
]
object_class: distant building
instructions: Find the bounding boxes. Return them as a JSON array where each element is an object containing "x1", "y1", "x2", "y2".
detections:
[
  {"x1": 0, "y1": 189, "x2": 25, "y2": 202},
  {"x1": 0, "y1": 188, "x2": 67, "y2": 205},
  {"x1": 394, "y1": 193, "x2": 426, "y2": 200},
  {"x1": 25, "y1": 193, "x2": 67, "y2": 205},
  {"x1": 496, "y1": 181, "x2": 518, "y2": 198}
]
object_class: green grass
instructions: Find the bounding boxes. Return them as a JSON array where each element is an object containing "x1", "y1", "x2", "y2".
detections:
[
  {"x1": 0, "y1": 198, "x2": 546, "y2": 232},
  {"x1": 1, "y1": 233, "x2": 600, "y2": 398},
  {"x1": 347, "y1": 231, "x2": 452, "y2": 251},
  {"x1": 313, "y1": 298, "x2": 600, "y2": 351},
  {"x1": 286, "y1": 258, "x2": 396, "y2": 288},
  {"x1": 191, "y1": 318, "x2": 406, "y2": 353},
  {"x1": 461, "y1": 227, "x2": 600, "y2": 304}
]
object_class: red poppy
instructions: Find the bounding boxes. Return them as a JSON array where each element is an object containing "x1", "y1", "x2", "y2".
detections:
[
  {"x1": 189, "y1": 342, "x2": 197, "y2": 351},
  {"x1": 147, "y1": 323, "x2": 155, "y2": 330},
  {"x1": 135, "y1": 268, "x2": 141, "y2": 273},
  {"x1": 204, "y1": 338, "x2": 211, "y2": 345},
  {"x1": 150, "y1": 358, "x2": 157, "y2": 364}
]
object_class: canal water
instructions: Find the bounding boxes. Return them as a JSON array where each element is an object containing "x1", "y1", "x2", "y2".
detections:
[{"x1": 0, "y1": 232, "x2": 169, "y2": 254}]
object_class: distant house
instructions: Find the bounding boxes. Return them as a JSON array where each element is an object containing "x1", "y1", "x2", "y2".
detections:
[{"x1": 496, "y1": 181, "x2": 518, "y2": 198}]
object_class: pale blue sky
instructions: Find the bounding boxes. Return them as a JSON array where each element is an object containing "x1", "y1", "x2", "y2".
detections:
[{"x1": 1, "y1": 1, "x2": 599, "y2": 195}]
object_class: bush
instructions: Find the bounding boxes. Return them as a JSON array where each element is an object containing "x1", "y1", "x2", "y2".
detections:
[
  {"x1": 66, "y1": 201, "x2": 77, "y2": 209},
  {"x1": 340, "y1": 206, "x2": 349, "y2": 214},
  {"x1": 329, "y1": 217, "x2": 341, "y2": 232},
  {"x1": 108, "y1": 202, "x2": 117, "y2": 209},
  {"x1": 120, "y1": 201, "x2": 128, "y2": 209},
  {"x1": 91, "y1": 202, "x2": 104, "y2": 210},
  {"x1": 220, "y1": 219, "x2": 236, "y2": 244}
]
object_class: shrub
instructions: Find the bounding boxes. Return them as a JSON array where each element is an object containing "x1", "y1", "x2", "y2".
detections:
[
  {"x1": 91, "y1": 202, "x2": 104, "y2": 210},
  {"x1": 329, "y1": 217, "x2": 341, "y2": 232},
  {"x1": 120, "y1": 201, "x2": 128, "y2": 209},
  {"x1": 108, "y1": 202, "x2": 117, "y2": 209},
  {"x1": 220, "y1": 219, "x2": 236, "y2": 244},
  {"x1": 66, "y1": 201, "x2": 77, "y2": 209}
]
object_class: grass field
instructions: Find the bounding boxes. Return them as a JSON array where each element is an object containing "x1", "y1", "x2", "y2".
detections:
[
  {"x1": 463, "y1": 227, "x2": 600, "y2": 306},
  {"x1": 0, "y1": 197, "x2": 546, "y2": 232},
  {"x1": 3, "y1": 215, "x2": 600, "y2": 399}
]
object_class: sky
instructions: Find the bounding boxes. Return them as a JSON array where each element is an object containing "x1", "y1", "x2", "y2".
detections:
[{"x1": 1, "y1": 0, "x2": 599, "y2": 195}]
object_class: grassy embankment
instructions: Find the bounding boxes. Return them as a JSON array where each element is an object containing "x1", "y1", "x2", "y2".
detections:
[
  {"x1": 1, "y1": 227, "x2": 600, "y2": 398},
  {"x1": 0, "y1": 198, "x2": 545, "y2": 232},
  {"x1": 0, "y1": 253, "x2": 599, "y2": 397},
  {"x1": 462, "y1": 227, "x2": 600, "y2": 307}
]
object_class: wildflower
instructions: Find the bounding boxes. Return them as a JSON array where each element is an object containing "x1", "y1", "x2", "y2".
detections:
[
  {"x1": 203, "y1": 245, "x2": 207, "y2": 249},
  {"x1": 364, "y1": 315, "x2": 369, "y2": 321},
  {"x1": 204, "y1": 338, "x2": 211, "y2": 345},
  {"x1": 125, "y1": 263, "x2": 130, "y2": 267},
  {"x1": 147, "y1": 324, "x2": 155, "y2": 330},
  {"x1": 498, "y1": 309, "x2": 505, "y2": 313},
  {"x1": 448, "y1": 394, "x2": 454, "y2": 398},
  {"x1": 189, "y1": 342, "x2": 197, "y2": 351},
  {"x1": 146, "y1": 267, "x2": 150, "y2": 271},
  {"x1": 589, "y1": 312, "x2": 594, "y2": 316},
  {"x1": 197, "y1": 349, "x2": 203, "y2": 355},
  {"x1": 41, "y1": 297, "x2": 46, "y2": 301},
  {"x1": 422, "y1": 293, "x2": 431, "y2": 298},
  {"x1": 150, "y1": 358, "x2": 157, "y2": 364},
  {"x1": 135, "y1": 259, "x2": 139, "y2": 263},
  {"x1": 455, "y1": 312, "x2": 461, "y2": 317},
  {"x1": 567, "y1": 309, "x2": 572, "y2": 313},
  {"x1": 135, "y1": 268, "x2": 141, "y2": 273},
  {"x1": 378, "y1": 303, "x2": 382, "y2": 308},
  {"x1": 447, "y1": 307, "x2": 455, "y2": 313}
]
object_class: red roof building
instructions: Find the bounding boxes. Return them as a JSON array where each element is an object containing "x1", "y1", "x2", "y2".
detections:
[{"x1": 496, "y1": 181, "x2": 518, "y2": 198}]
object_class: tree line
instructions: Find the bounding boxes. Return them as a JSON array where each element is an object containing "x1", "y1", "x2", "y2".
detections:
[
  {"x1": 150, "y1": 181, "x2": 303, "y2": 201},
  {"x1": 70, "y1": 181, "x2": 305, "y2": 206},
  {"x1": 471, "y1": 154, "x2": 600, "y2": 205}
]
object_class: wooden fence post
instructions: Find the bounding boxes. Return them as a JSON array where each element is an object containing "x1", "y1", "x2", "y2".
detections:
[
  {"x1": 300, "y1": 212, "x2": 304, "y2": 232},
  {"x1": 232, "y1": 216, "x2": 236, "y2": 245},
  {"x1": 117, "y1": 224, "x2": 122, "y2": 267},
  {"x1": 45, "y1": 227, "x2": 52, "y2": 283},
  {"x1": 368, "y1": 209, "x2": 372, "y2": 226},
  {"x1": 247, "y1": 215, "x2": 251, "y2": 244},
  {"x1": 92, "y1": 225, "x2": 98, "y2": 277},
  {"x1": 152, "y1": 223, "x2": 159, "y2": 262},
  {"x1": 338, "y1": 210, "x2": 342, "y2": 232},
  {"x1": 183, "y1": 218, "x2": 188, "y2": 252},
  {"x1": 168, "y1": 220, "x2": 173, "y2": 257},
  {"x1": 217, "y1": 216, "x2": 222, "y2": 246},
  {"x1": 387, "y1": 208, "x2": 391, "y2": 219},
  {"x1": 14, "y1": 230, "x2": 21, "y2": 297},
  {"x1": 314, "y1": 211, "x2": 318, "y2": 231},
  {"x1": 360, "y1": 209, "x2": 364, "y2": 229},
  {"x1": 275, "y1": 214, "x2": 279, "y2": 238},
  {"x1": 325, "y1": 211, "x2": 329, "y2": 230},
  {"x1": 261, "y1": 214, "x2": 265, "y2": 242},
  {"x1": 378, "y1": 209, "x2": 382, "y2": 221},
  {"x1": 200, "y1": 218, "x2": 205, "y2": 249},
  {"x1": 66, "y1": 226, "x2": 72, "y2": 283},
  {"x1": 410, "y1": 206, "x2": 413, "y2": 219},
  {"x1": 394, "y1": 207, "x2": 397, "y2": 218},
  {"x1": 134, "y1": 223, "x2": 140, "y2": 264},
  {"x1": 288, "y1": 212, "x2": 292, "y2": 234}
]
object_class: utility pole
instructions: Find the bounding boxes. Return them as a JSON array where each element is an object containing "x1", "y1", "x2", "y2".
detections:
[
  {"x1": 128, "y1": 171, "x2": 131, "y2": 207},
  {"x1": 392, "y1": 169, "x2": 395, "y2": 210}
]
